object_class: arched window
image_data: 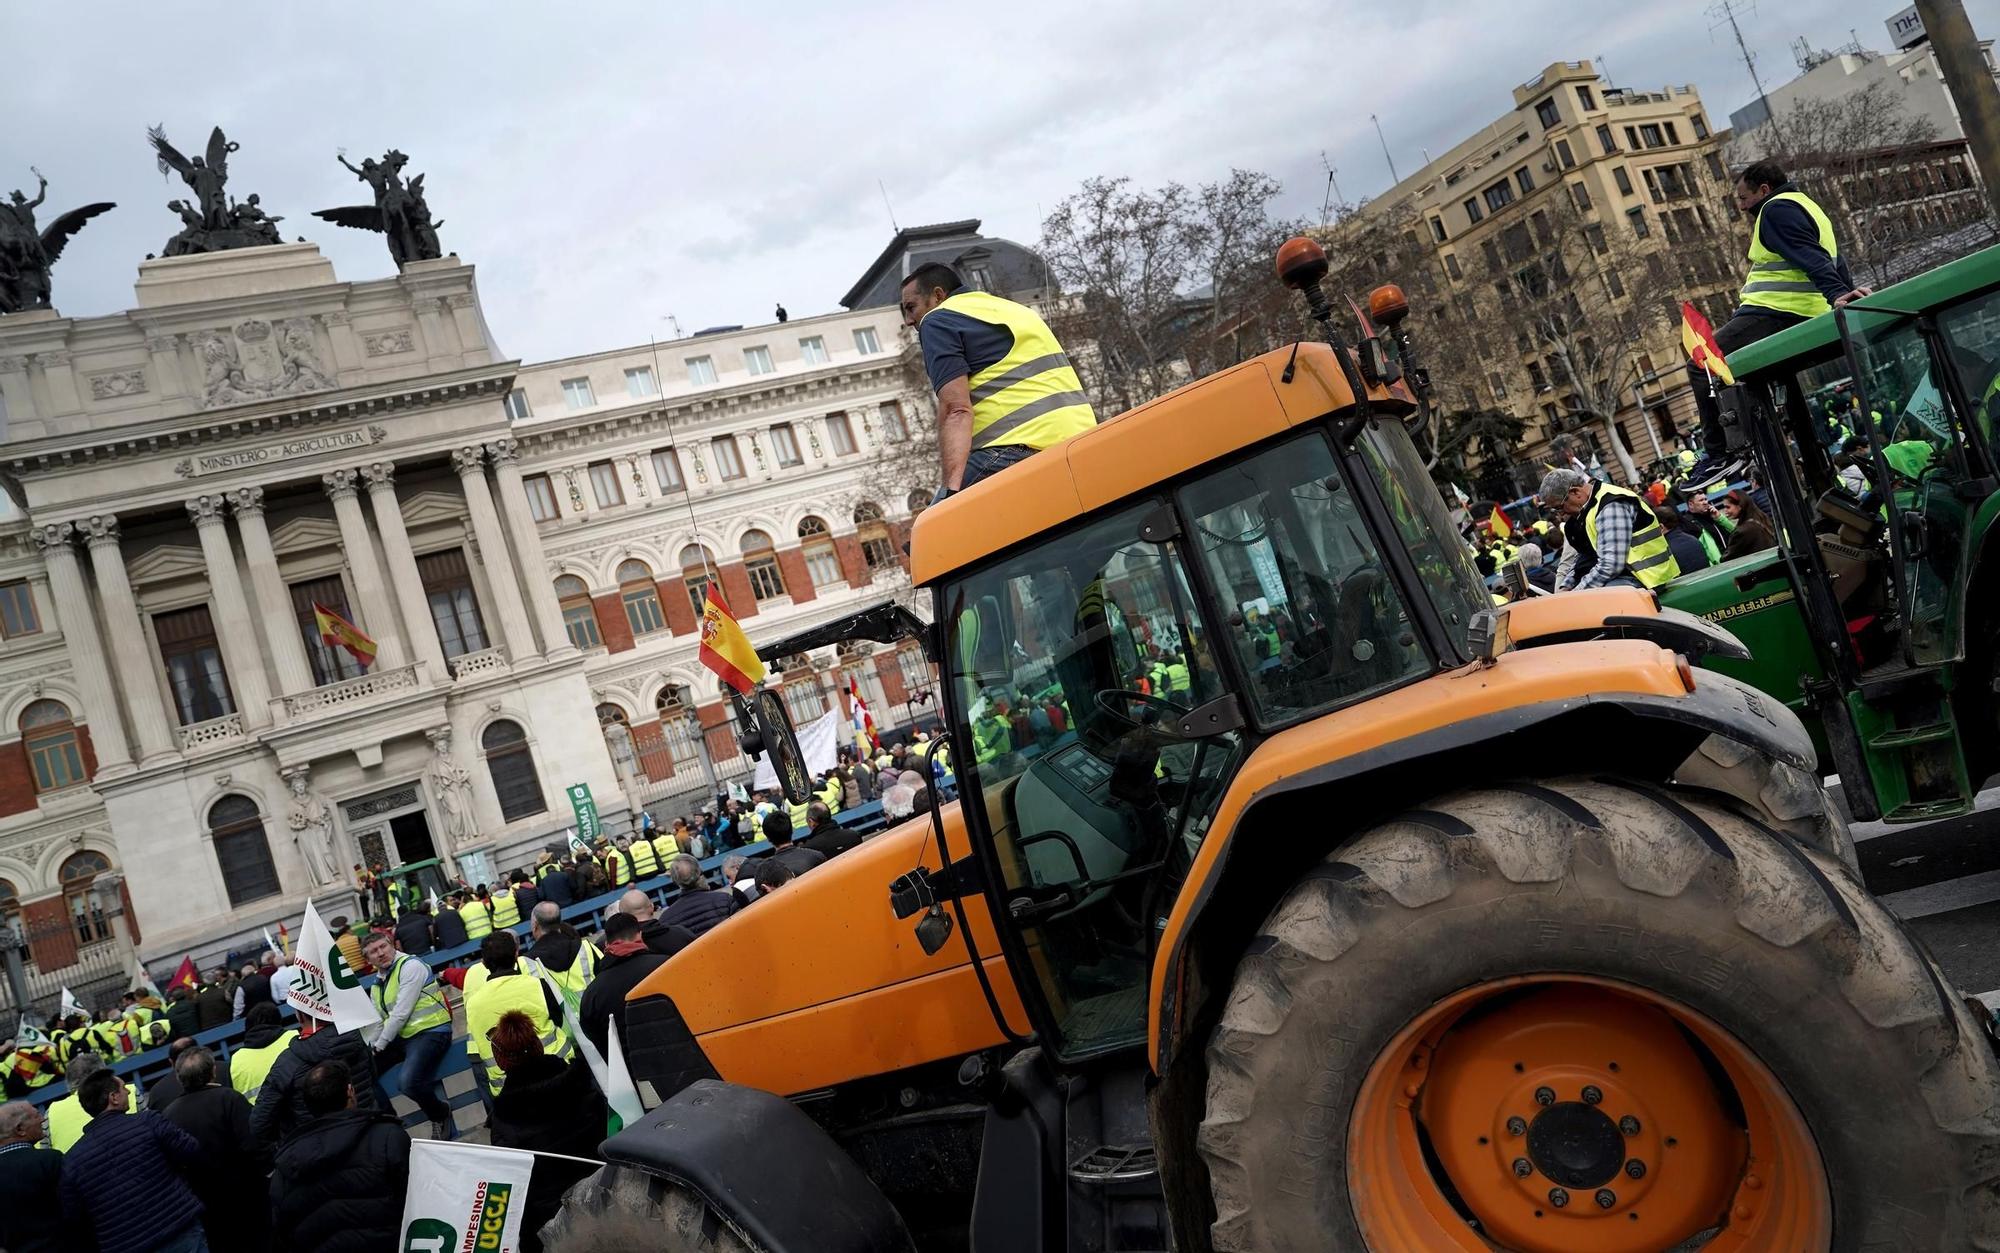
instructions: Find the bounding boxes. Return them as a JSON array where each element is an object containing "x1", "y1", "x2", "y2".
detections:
[
  {"x1": 58, "y1": 851, "x2": 113, "y2": 946},
  {"x1": 798, "y1": 517, "x2": 842, "y2": 590},
  {"x1": 208, "y1": 796, "x2": 280, "y2": 908},
  {"x1": 680, "y1": 544, "x2": 715, "y2": 615},
  {"x1": 482, "y1": 720, "x2": 547, "y2": 822},
  {"x1": 20, "y1": 699, "x2": 84, "y2": 793},
  {"x1": 855, "y1": 503, "x2": 895, "y2": 571},
  {"x1": 741, "y1": 529, "x2": 786, "y2": 601},
  {"x1": 595, "y1": 703, "x2": 628, "y2": 726},
  {"x1": 656, "y1": 685, "x2": 689, "y2": 715},
  {"x1": 555, "y1": 575, "x2": 602, "y2": 650},
  {"x1": 907, "y1": 489, "x2": 932, "y2": 516},
  {"x1": 617, "y1": 559, "x2": 666, "y2": 637}
]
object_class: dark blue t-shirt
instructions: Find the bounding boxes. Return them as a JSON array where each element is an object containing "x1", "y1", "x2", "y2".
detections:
[{"x1": 918, "y1": 306, "x2": 1015, "y2": 393}]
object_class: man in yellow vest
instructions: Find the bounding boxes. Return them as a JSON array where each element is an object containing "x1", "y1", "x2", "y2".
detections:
[
  {"x1": 1540, "y1": 468, "x2": 1680, "y2": 591},
  {"x1": 900, "y1": 262, "x2": 1098, "y2": 496},
  {"x1": 361, "y1": 932, "x2": 457, "y2": 1141},
  {"x1": 229, "y1": 1002, "x2": 298, "y2": 1105},
  {"x1": 464, "y1": 930, "x2": 573, "y2": 1098},
  {"x1": 1689, "y1": 159, "x2": 1870, "y2": 457},
  {"x1": 458, "y1": 889, "x2": 495, "y2": 941},
  {"x1": 626, "y1": 832, "x2": 660, "y2": 882}
]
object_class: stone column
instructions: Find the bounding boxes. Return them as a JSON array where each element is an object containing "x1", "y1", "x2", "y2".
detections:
[
  {"x1": 75, "y1": 515, "x2": 178, "y2": 764},
  {"x1": 186, "y1": 495, "x2": 275, "y2": 730},
  {"x1": 487, "y1": 438, "x2": 577, "y2": 659},
  {"x1": 452, "y1": 445, "x2": 538, "y2": 664},
  {"x1": 361, "y1": 462, "x2": 450, "y2": 683},
  {"x1": 31, "y1": 524, "x2": 132, "y2": 771},
  {"x1": 227, "y1": 488, "x2": 317, "y2": 697},
  {"x1": 321, "y1": 470, "x2": 409, "y2": 671}
]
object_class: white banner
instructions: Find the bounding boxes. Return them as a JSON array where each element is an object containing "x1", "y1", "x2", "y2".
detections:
[
  {"x1": 58, "y1": 986, "x2": 79, "y2": 1019},
  {"x1": 285, "y1": 900, "x2": 382, "y2": 1034},
  {"x1": 398, "y1": 1140, "x2": 536, "y2": 1253},
  {"x1": 752, "y1": 709, "x2": 841, "y2": 794}
]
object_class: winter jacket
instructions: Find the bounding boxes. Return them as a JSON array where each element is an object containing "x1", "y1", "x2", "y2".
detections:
[
  {"x1": 0, "y1": 1141, "x2": 65, "y2": 1253},
  {"x1": 527, "y1": 926, "x2": 592, "y2": 980},
  {"x1": 800, "y1": 820, "x2": 861, "y2": 861},
  {"x1": 269, "y1": 1109, "x2": 409, "y2": 1253},
  {"x1": 577, "y1": 947, "x2": 670, "y2": 1060},
  {"x1": 163, "y1": 1084, "x2": 271, "y2": 1253},
  {"x1": 538, "y1": 869, "x2": 576, "y2": 907},
  {"x1": 431, "y1": 907, "x2": 468, "y2": 950},
  {"x1": 638, "y1": 917, "x2": 697, "y2": 958},
  {"x1": 235, "y1": 972, "x2": 272, "y2": 1014},
  {"x1": 59, "y1": 1110, "x2": 205, "y2": 1253},
  {"x1": 394, "y1": 910, "x2": 436, "y2": 955},
  {"x1": 194, "y1": 983, "x2": 232, "y2": 1031},
  {"x1": 249, "y1": 1027, "x2": 383, "y2": 1150},
  {"x1": 490, "y1": 1054, "x2": 607, "y2": 1252},
  {"x1": 659, "y1": 885, "x2": 736, "y2": 938},
  {"x1": 164, "y1": 996, "x2": 202, "y2": 1042}
]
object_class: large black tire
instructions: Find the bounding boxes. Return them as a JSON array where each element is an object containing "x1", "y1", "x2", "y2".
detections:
[
  {"x1": 1673, "y1": 732, "x2": 1860, "y2": 873},
  {"x1": 1197, "y1": 777, "x2": 2000, "y2": 1251},
  {"x1": 537, "y1": 1164, "x2": 754, "y2": 1253}
]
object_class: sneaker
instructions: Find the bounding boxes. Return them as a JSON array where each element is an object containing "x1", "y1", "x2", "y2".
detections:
[{"x1": 430, "y1": 1117, "x2": 459, "y2": 1141}]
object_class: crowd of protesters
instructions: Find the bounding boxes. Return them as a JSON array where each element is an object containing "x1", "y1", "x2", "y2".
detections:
[{"x1": 0, "y1": 731, "x2": 945, "y2": 1251}]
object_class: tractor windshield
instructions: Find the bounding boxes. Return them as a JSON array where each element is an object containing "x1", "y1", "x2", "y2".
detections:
[{"x1": 940, "y1": 501, "x2": 1242, "y2": 1058}]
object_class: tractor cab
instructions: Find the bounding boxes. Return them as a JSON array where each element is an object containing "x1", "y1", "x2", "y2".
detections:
[{"x1": 1661, "y1": 244, "x2": 2000, "y2": 820}]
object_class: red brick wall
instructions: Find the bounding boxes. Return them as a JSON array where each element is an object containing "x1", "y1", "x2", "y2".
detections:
[
  {"x1": 630, "y1": 717, "x2": 676, "y2": 778},
  {"x1": 834, "y1": 534, "x2": 871, "y2": 588},
  {"x1": 21, "y1": 894, "x2": 76, "y2": 974},
  {"x1": 717, "y1": 563, "x2": 757, "y2": 619},
  {"x1": 696, "y1": 700, "x2": 737, "y2": 763},
  {"x1": 660, "y1": 579, "x2": 697, "y2": 636},
  {"x1": 774, "y1": 547, "x2": 815, "y2": 604},
  {"x1": 876, "y1": 655, "x2": 909, "y2": 706},
  {"x1": 0, "y1": 741, "x2": 38, "y2": 821},
  {"x1": 889, "y1": 520, "x2": 913, "y2": 571},
  {"x1": 78, "y1": 727, "x2": 98, "y2": 781},
  {"x1": 593, "y1": 592, "x2": 635, "y2": 653}
]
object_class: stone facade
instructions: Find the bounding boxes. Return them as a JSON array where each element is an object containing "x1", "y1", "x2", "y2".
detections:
[{"x1": 0, "y1": 243, "x2": 942, "y2": 984}]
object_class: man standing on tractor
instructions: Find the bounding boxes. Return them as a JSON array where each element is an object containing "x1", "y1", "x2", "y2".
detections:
[
  {"x1": 1540, "y1": 467, "x2": 1681, "y2": 591},
  {"x1": 900, "y1": 263, "x2": 1097, "y2": 498},
  {"x1": 1690, "y1": 159, "x2": 1871, "y2": 459}
]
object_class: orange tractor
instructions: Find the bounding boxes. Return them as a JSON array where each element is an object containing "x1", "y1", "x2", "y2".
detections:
[{"x1": 544, "y1": 241, "x2": 2000, "y2": 1252}]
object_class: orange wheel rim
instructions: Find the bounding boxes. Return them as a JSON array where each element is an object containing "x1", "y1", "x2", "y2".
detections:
[{"x1": 1347, "y1": 976, "x2": 1831, "y2": 1252}]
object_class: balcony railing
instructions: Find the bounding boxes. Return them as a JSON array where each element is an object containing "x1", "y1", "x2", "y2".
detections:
[
  {"x1": 450, "y1": 648, "x2": 509, "y2": 681},
  {"x1": 179, "y1": 713, "x2": 245, "y2": 753},
  {"x1": 281, "y1": 664, "x2": 420, "y2": 719}
]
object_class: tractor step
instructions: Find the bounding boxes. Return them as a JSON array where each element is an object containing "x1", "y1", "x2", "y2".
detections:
[
  {"x1": 1867, "y1": 723, "x2": 1959, "y2": 749},
  {"x1": 1068, "y1": 1143, "x2": 1159, "y2": 1184},
  {"x1": 1882, "y1": 796, "x2": 1975, "y2": 822}
]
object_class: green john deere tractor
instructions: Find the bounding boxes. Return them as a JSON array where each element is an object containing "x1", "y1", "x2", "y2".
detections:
[{"x1": 1659, "y1": 244, "x2": 2000, "y2": 824}]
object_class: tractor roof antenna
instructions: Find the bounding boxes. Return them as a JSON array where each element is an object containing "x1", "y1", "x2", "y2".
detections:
[{"x1": 1371, "y1": 114, "x2": 1401, "y2": 186}]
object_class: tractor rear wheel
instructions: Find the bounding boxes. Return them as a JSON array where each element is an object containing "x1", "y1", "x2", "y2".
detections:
[
  {"x1": 1197, "y1": 777, "x2": 2000, "y2": 1252},
  {"x1": 537, "y1": 1164, "x2": 753, "y2": 1253}
]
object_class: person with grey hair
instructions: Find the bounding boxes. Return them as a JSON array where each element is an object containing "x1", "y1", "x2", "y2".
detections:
[
  {"x1": 1537, "y1": 466, "x2": 1680, "y2": 593},
  {"x1": 162, "y1": 1045, "x2": 269, "y2": 1252},
  {"x1": 0, "y1": 1099, "x2": 64, "y2": 1252},
  {"x1": 658, "y1": 855, "x2": 737, "y2": 937},
  {"x1": 882, "y1": 783, "x2": 916, "y2": 821}
]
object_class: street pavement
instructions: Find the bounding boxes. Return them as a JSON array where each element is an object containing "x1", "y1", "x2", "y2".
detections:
[{"x1": 1849, "y1": 783, "x2": 2000, "y2": 1006}]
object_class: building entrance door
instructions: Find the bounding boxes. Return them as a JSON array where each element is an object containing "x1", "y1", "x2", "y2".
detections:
[{"x1": 390, "y1": 811, "x2": 437, "y2": 865}]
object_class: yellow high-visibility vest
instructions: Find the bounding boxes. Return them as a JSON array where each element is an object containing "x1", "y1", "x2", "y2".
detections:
[
  {"x1": 47, "y1": 1082, "x2": 138, "y2": 1152},
  {"x1": 459, "y1": 900, "x2": 494, "y2": 939},
  {"x1": 1740, "y1": 190, "x2": 1838, "y2": 318},
  {"x1": 1582, "y1": 482, "x2": 1680, "y2": 588},
  {"x1": 370, "y1": 955, "x2": 452, "y2": 1038},
  {"x1": 629, "y1": 839, "x2": 660, "y2": 879},
  {"x1": 465, "y1": 971, "x2": 573, "y2": 1094},
  {"x1": 489, "y1": 892, "x2": 521, "y2": 930},
  {"x1": 230, "y1": 1030, "x2": 298, "y2": 1105},
  {"x1": 925, "y1": 291, "x2": 1097, "y2": 452}
]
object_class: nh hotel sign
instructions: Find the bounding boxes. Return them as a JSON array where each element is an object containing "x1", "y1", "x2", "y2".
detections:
[{"x1": 174, "y1": 425, "x2": 388, "y2": 479}]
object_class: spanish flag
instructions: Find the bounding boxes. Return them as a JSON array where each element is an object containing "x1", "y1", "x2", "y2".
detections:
[
  {"x1": 698, "y1": 588, "x2": 767, "y2": 695},
  {"x1": 1680, "y1": 301, "x2": 1735, "y2": 387},
  {"x1": 314, "y1": 602, "x2": 377, "y2": 666},
  {"x1": 167, "y1": 954, "x2": 199, "y2": 994},
  {"x1": 1488, "y1": 506, "x2": 1514, "y2": 539}
]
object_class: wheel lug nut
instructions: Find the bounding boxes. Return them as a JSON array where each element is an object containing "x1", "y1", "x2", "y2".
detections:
[
  {"x1": 1581, "y1": 1085, "x2": 1603, "y2": 1105},
  {"x1": 1548, "y1": 1187, "x2": 1569, "y2": 1208},
  {"x1": 1626, "y1": 1159, "x2": 1646, "y2": 1179},
  {"x1": 1595, "y1": 1189, "x2": 1616, "y2": 1209},
  {"x1": 1534, "y1": 1086, "x2": 1556, "y2": 1106},
  {"x1": 1619, "y1": 1115, "x2": 1641, "y2": 1136},
  {"x1": 1506, "y1": 1116, "x2": 1527, "y2": 1137},
  {"x1": 1512, "y1": 1158, "x2": 1533, "y2": 1178}
]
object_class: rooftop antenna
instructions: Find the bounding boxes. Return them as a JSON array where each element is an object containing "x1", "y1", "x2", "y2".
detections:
[
  {"x1": 1709, "y1": 0, "x2": 1790, "y2": 156},
  {"x1": 877, "y1": 179, "x2": 899, "y2": 234},
  {"x1": 1370, "y1": 114, "x2": 1401, "y2": 185},
  {"x1": 662, "y1": 313, "x2": 683, "y2": 340},
  {"x1": 1595, "y1": 53, "x2": 1614, "y2": 88},
  {"x1": 651, "y1": 333, "x2": 720, "y2": 590},
  {"x1": 1318, "y1": 151, "x2": 1342, "y2": 228}
]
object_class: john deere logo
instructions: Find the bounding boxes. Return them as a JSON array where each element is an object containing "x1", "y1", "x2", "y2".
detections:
[
  {"x1": 475, "y1": 1182, "x2": 514, "y2": 1250},
  {"x1": 401, "y1": 1218, "x2": 454, "y2": 1251}
]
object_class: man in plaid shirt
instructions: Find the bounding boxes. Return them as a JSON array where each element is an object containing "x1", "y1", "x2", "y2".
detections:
[{"x1": 1541, "y1": 468, "x2": 1658, "y2": 591}]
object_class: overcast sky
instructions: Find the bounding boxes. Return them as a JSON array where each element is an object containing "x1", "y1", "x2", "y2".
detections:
[{"x1": 3, "y1": 0, "x2": 1910, "y2": 362}]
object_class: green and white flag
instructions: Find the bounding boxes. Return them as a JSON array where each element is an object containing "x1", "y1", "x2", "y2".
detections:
[
  {"x1": 399, "y1": 1140, "x2": 535, "y2": 1253},
  {"x1": 286, "y1": 900, "x2": 381, "y2": 1034},
  {"x1": 58, "y1": 986, "x2": 80, "y2": 1018},
  {"x1": 604, "y1": 1017, "x2": 645, "y2": 1135}
]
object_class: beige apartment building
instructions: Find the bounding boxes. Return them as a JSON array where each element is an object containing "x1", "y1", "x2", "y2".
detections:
[{"x1": 1354, "y1": 60, "x2": 1747, "y2": 491}]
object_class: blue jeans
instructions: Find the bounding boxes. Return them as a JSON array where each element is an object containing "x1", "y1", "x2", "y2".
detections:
[
  {"x1": 378, "y1": 1025, "x2": 453, "y2": 1124},
  {"x1": 959, "y1": 443, "x2": 1039, "y2": 492},
  {"x1": 158, "y1": 1225, "x2": 209, "y2": 1253}
]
